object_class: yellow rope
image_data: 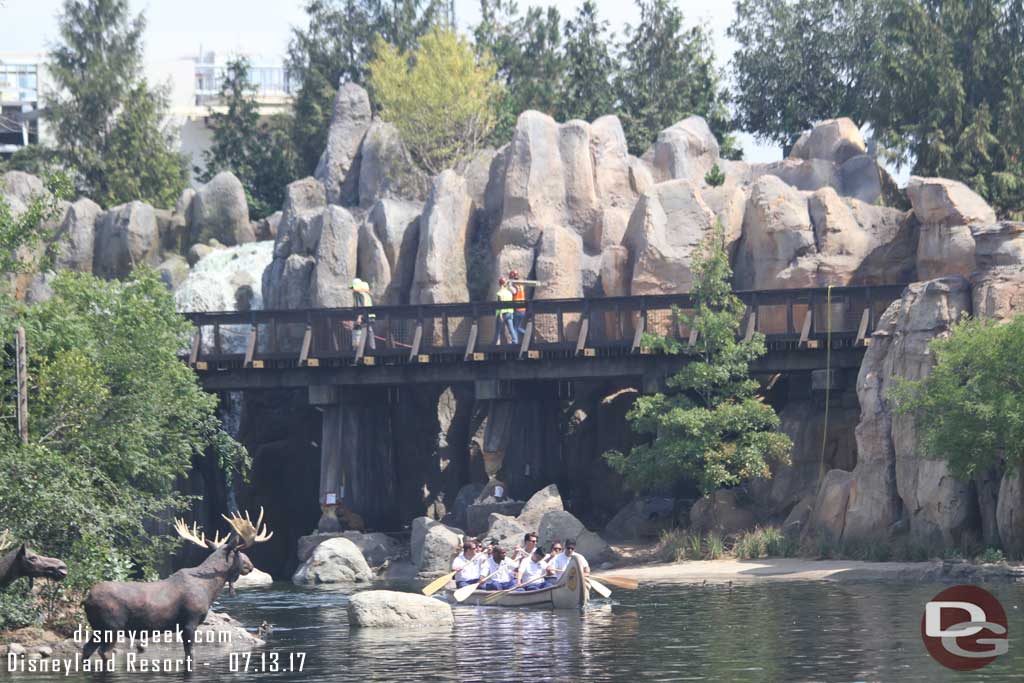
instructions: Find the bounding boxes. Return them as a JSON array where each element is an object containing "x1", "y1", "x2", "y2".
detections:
[{"x1": 819, "y1": 285, "x2": 833, "y2": 480}]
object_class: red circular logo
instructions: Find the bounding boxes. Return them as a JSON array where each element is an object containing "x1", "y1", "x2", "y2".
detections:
[{"x1": 921, "y1": 585, "x2": 1008, "y2": 671}]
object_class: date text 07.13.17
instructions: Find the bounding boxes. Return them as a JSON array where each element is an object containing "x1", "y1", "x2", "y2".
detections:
[{"x1": 229, "y1": 652, "x2": 306, "y2": 673}]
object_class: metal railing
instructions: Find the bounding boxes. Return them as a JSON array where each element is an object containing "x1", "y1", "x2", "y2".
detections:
[{"x1": 182, "y1": 285, "x2": 907, "y2": 372}]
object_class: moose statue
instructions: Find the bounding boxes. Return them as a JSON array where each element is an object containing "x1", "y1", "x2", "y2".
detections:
[
  {"x1": 82, "y1": 508, "x2": 273, "y2": 662},
  {"x1": 0, "y1": 530, "x2": 69, "y2": 588}
]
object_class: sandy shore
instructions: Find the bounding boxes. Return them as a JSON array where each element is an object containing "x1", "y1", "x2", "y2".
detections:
[{"x1": 595, "y1": 558, "x2": 952, "y2": 583}]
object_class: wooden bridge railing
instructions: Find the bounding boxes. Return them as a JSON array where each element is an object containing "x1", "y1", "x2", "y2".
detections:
[{"x1": 182, "y1": 284, "x2": 907, "y2": 372}]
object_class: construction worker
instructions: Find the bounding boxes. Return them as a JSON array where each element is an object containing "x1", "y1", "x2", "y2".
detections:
[
  {"x1": 493, "y1": 277, "x2": 517, "y2": 345},
  {"x1": 509, "y1": 269, "x2": 527, "y2": 337},
  {"x1": 349, "y1": 278, "x2": 376, "y2": 351}
]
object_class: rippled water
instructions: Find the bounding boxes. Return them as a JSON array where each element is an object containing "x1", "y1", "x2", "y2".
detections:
[{"x1": 9, "y1": 580, "x2": 1024, "y2": 682}]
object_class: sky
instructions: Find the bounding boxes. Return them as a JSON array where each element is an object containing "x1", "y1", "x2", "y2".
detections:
[{"x1": 0, "y1": 0, "x2": 779, "y2": 161}]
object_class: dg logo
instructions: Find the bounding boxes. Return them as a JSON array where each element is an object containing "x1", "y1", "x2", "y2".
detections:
[{"x1": 921, "y1": 585, "x2": 1009, "y2": 671}]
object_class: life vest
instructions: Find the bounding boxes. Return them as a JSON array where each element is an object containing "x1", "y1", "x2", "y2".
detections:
[
  {"x1": 496, "y1": 287, "x2": 513, "y2": 316},
  {"x1": 512, "y1": 285, "x2": 526, "y2": 311}
]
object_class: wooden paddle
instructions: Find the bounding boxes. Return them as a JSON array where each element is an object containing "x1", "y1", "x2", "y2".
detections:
[
  {"x1": 452, "y1": 569, "x2": 501, "y2": 603},
  {"x1": 593, "y1": 575, "x2": 639, "y2": 590},
  {"x1": 482, "y1": 574, "x2": 546, "y2": 604},
  {"x1": 421, "y1": 571, "x2": 457, "y2": 596},
  {"x1": 586, "y1": 577, "x2": 612, "y2": 598}
]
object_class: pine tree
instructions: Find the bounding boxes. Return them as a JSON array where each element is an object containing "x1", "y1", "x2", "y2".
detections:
[
  {"x1": 47, "y1": 0, "x2": 186, "y2": 207},
  {"x1": 604, "y1": 221, "x2": 792, "y2": 495},
  {"x1": 199, "y1": 58, "x2": 297, "y2": 218},
  {"x1": 557, "y1": 0, "x2": 617, "y2": 123},
  {"x1": 616, "y1": 0, "x2": 735, "y2": 156}
]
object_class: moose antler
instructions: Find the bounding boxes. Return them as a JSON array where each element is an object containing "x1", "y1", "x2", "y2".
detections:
[
  {"x1": 0, "y1": 530, "x2": 13, "y2": 552},
  {"x1": 222, "y1": 507, "x2": 273, "y2": 548},
  {"x1": 173, "y1": 519, "x2": 227, "y2": 550}
]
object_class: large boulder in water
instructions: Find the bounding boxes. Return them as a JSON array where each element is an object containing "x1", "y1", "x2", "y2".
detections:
[
  {"x1": 315, "y1": 82, "x2": 372, "y2": 206},
  {"x1": 292, "y1": 537, "x2": 373, "y2": 585},
  {"x1": 411, "y1": 517, "x2": 462, "y2": 576},
  {"x1": 297, "y1": 531, "x2": 403, "y2": 567},
  {"x1": 485, "y1": 513, "x2": 528, "y2": 555},
  {"x1": 93, "y1": 201, "x2": 160, "y2": 279},
  {"x1": 234, "y1": 567, "x2": 273, "y2": 589},
  {"x1": 191, "y1": 171, "x2": 253, "y2": 246},
  {"x1": 347, "y1": 590, "x2": 453, "y2": 629},
  {"x1": 537, "y1": 510, "x2": 611, "y2": 562}
]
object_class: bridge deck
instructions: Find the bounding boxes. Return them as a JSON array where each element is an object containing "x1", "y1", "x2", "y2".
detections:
[{"x1": 183, "y1": 285, "x2": 906, "y2": 391}]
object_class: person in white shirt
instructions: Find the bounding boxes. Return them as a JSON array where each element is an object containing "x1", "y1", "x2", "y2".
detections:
[
  {"x1": 511, "y1": 532, "x2": 538, "y2": 562},
  {"x1": 516, "y1": 546, "x2": 553, "y2": 590},
  {"x1": 451, "y1": 540, "x2": 487, "y2": 588},
  {"x1": 548, "y1": 539, "x2": 590, "y2": 578},
  {"x1": 480, "y1": 547, "x2": 518, "y2": 591}
]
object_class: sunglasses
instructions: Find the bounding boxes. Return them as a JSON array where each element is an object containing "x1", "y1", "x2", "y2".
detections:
[{"x1": 552, "y1": 546, "x2": 563, "y2": 551}]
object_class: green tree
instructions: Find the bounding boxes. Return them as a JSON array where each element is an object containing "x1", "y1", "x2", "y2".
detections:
[
  {"x1": 287, "y1": 0, "x2": 442, "y2": 174},
  {"x1": 369, "y1": 28, "x2": 501, "y2": 174},
  {"x1": 616, "y1": 0, "x2": 736, "y2": 157},
  {"x1": 199, "y1": 58, "x2": 299, "y2": 218},
  {"x1": 604, "y1": 222, "x2": 792, "y2": 494},
  {"x1": 0, "y1": 270, "x2": 248, "y2": 628},
  {"x1": 474, "y1": 0, "x2": 564, "y2": 142},
  {"x1": 47, "y1": 0, "x2": 187, "y2": 207},
  {"x1": 891, "y1": 316, "x2": 1024, "y2": 480},
  {"x1": 556, "y1": 0, "x2": 617, "y2": 123},
  {"x1": 0, "y1": 174, "x2": 72, "y2": 278},
  {"x1": 730, "y1": 0, "x2": 1024, "y2": 217}
]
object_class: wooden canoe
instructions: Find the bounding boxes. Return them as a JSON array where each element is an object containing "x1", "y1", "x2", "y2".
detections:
[{"x1": 447, "y1": 555, "x2": 590, "y2": 609}]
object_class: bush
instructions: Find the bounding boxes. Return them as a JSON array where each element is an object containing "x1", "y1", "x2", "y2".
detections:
[
  {"x1": 704, "y1": 163, "x2": 726, "y2": 187},
  {"x1": 369, "y1": 27, "x2": 502, "y2": 175},
  {"x1": 977, "y1": 547, "x2": 1006, "y2": 564}
]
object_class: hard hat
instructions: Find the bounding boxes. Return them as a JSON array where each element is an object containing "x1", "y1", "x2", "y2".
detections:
[{"x1": 350, "y1": 278, "x2": 369, "y2": 292}]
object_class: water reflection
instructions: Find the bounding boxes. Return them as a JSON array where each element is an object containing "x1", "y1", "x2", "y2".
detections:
[{"x1": 7, "y1": 580, "x2": 1024, "y2": 682}]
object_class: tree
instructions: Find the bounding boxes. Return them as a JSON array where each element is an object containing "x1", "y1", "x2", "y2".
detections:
[
  {"x1": 616, "y1": 0, "x2": 736, "y2": 157},
  {"x1": 200, "y1": 58, "x2": 299, "y2": 218},
  {"x1": 729, "y1": 0, "x2": 1024, "y2": 217},
  {"x1": 0, "y1": 269, "x2": 248, "y2": 629},
  {"x1": 47, "y1": 0, "x2": 187, "y2": 207},
  {"x1": 891, "y1": 316, "x2": 1024, "y2": 480},
  {"x1": 604, "y1": 222, "x2": 792, "y2": 495},
  {"x1": 474, "y1": 0, "x2": 564, "y2": 142},
  {"x1": 369, "y1": 28, "x2": 501, "y2": 174},
  {"x1": 0, "y1": 174, "x2": 71, "y2": 278},
  {"x1": 557, "y1": 0, "x2": 617, "y2": 123},
  {"x1": 287, "y1": 0, "x2": 442, "y2": 174}
]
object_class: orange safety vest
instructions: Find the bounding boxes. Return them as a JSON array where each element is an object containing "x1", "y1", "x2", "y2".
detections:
[{"x1": 512, "y1": 285, "x2": 526, "y2": 311}]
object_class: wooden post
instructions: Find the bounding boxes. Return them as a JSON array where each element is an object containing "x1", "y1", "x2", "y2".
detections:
[{"x1": 15, "y1": 326, "x2": 27, "y2": 445}]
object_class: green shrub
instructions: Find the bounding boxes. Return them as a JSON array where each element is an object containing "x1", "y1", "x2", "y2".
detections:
[
  {"x1": 977, "y1": 547, "x2": 1006, "y2": 563},
  {"x1": 705, "y1": 531, "x2": 726, "y2": 559},
  {"x1": 704, "y1": 163, "x2": 726, "y2": 187}
]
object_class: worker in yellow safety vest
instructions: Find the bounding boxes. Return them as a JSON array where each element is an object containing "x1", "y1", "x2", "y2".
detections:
[
  {"x1": 350, "y1": 278, "x2": 376, "y2": 351},
  {"x1": 493, "y1": 277, "x2": 518, "y2": 345}
]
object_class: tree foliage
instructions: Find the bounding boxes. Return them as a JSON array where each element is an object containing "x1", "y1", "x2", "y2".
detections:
[
  {"x1": 558, "y1": 0, "x2": 617, "y2": 124},
  {"x1": 616, "y1": 0, "x2": 736, "y2": 157},
  {"x1": 730, "y1": 0, "x2": 1024, "y2": 217},
  {"x1": 47, "y1": 0, "x2": 187, "y2": 207},
  {"x1": 200, "y1": 58, "x2": 299, "y2": 218},
  {"x1": 0, "y1": 174, "x2": 72, "y2": 278},
  {"x1": 891, "y1": 315, "x2": 1024, "y2": 479},
  {"x1": 604, "y1": 222, "x2": 792, "y2": 495},
  {"x1": 286, "y1": 0, "x2": 442, "y2": 174},
  {"x1": 369, "y1": 28, "x2": 501, "y2": 174}
]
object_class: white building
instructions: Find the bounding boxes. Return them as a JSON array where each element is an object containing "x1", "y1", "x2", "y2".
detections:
[{"x1": 1, "y1": 51, "x2": 294, "y2": 184}]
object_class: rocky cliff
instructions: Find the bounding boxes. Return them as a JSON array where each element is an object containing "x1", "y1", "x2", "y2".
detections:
[{"x1": 6, "y1": 81, "x2": 1024, "y2": 563}]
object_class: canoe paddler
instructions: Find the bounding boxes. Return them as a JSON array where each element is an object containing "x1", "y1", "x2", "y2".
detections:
[
  {"x1": 480, "y1": 547, "x2": 518, "y2": 591},
  {"x1": 548, "y1": 538, "x2": 590, "y2": 577},
  {"x1": 451, "y1": 540, "x2": 488, "y2": 588},
  {"x1": 516, "y1": 546, "x2": 553, "y2": 591},
  {"x1": 511, "y1": 532, "x2": 538, "y2": 562}
]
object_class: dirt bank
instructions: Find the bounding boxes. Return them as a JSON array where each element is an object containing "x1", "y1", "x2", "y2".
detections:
[{"x1": 596, "y1": 557, "x2": 1024, "y2": 584}]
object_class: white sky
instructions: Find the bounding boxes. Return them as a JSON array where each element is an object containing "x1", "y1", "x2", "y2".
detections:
[{"x1": 0, "y1": 0, "x2": 779, "y2": 161}]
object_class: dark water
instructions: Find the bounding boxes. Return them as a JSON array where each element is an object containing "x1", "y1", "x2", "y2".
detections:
[{"x1": 8, "y1": 580, "x2": 1024, "y2": 682}]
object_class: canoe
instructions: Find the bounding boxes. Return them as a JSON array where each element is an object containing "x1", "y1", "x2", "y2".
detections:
[{"x1": 447, "y1": 555, "x2": 590, "y2": 609}]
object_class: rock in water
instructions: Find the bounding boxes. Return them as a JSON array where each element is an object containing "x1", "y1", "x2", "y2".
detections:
[
  {"x1": 292, "y1": 537, "x2": 373, "y2": 585},
  {"x1": 191, "y1": 171, "x2": 253, "y2": 246},
  {"x1": 516, "y1": 484, "x2": 564, "y2": 530},
  {"x1": 347, "y1": 590, "x2": 453, "y2": 629},
  {"x1": 410, "y1": 517, "x2": 462, "y2": 576},
  {"x1": 315, "y1": 82, "x2": 372, "y2": 206},
  {"x1": 234, "y1": 567, "x2": 273, "y2": 589}
]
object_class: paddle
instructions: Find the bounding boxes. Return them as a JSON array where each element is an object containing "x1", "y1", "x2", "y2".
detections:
[
  {"x1": 593, "y1": 575, "x2": 639, "y2": 590},
  {"x1": 586, "y1": 577, "x2": 612, "y2": 598},
  {"x1": 482, "y1": 574, "x2": 546, "y2": 604},
  {"x1": 421, "y1": 571, "x2": 457, "y2": 597},
  {"x1": 452, "y1": 570, "x2": 501, "y2": 603}
]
